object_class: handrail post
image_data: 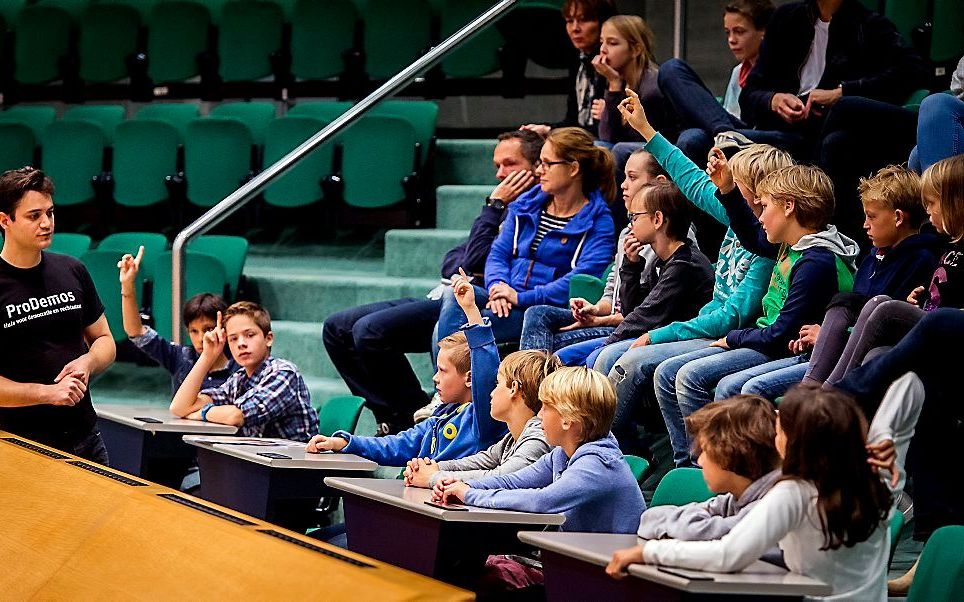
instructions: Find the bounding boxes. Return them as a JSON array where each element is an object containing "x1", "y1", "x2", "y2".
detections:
[
  {"x1": 673, "y1": 0, "x2": 687, "y2": 59},
  {"x1": 170, "y1": 0, "x2": 520, "y2": 342}
]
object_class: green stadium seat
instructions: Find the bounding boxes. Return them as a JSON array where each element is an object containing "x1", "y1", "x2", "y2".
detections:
[
  {"x1": 623, "y1": 454, "x2": 650, "y2": 482},
  {"x1": 78, "y1": 3, "x2": 140, "y2": 83},
  {"x1": 290, "y1": 0, "x2": 356, "y2": 81},
  {"x1": 210, "y1": 101, "x2": 276, "y2": 145},
  {"x1": 97, "y1": 231, "x2": 168, "y2": 282},
  {"x1": 41, "y1": 120, "x2": 105, "y2": 206},
  {"x1": 907, "y1": 525, "x2": 964, "y2": 602},
  {"x1": 0, "y1": 123, "x2": 35, "y2": 173},
  {"x1": 0, "y1": 105, "x2": 57, "y2": 143},
  {"x1": 369, "y1": 100, "x2": 437, "y2": 167},
  {"x1": 183, "y1": 117, "x2": 254, "y2": 208},
  {"x1": 187, "y1": 234, "x2": 248, "y2": 298},
  {"x1": 889, "y1": 509, "x2": 904, "y2": 568},
  {"x1": 81, "y1": 249, "x2": 133, "y2": 341},
  {"x1": 288, "y1": 100, "x2": 352, "y2": 122},
  {"x1": 152, "y1": 250, "x2": 229, "y2": 340},
  {"x1": 440, "y1": 0, "x2": 504, "y2": 78},
  {"x1": 135, "y1": 102, "x2": 200, "y2": 141},
  {"x1": 263, "y1": 116, "x2": 332, "y2": 208},
  {"x1": 650, "y1": 467, "x2": 715, "y2": 507},
  {"x1": 883, "y1": 0, "x2": 928, "y2": 42},
  {"x1": 0, "y1": 1, "x2": 26, "y2": 23},
  {"x1": 341, "y1": 115, "x2": 415, "y2": 209},
  {"x1": 94, "y1": 0, "x2": 159, "y2": 20},
  {"x1": 47, "y1": 232, "x2": 92, "y2": 258},
  {"x1": 568, "y1": 274, "x2": 605, "y2": 304},
  {"x1": 146, "y1": 1, "x2": 211, "y2": 84},
  {"x1": 362, "y1": 0, "x2": 431, "y2": 79},
  {"x1": 112, "y1": 120, "x2": 179, "y2": 208},
  {"x1": 217, "y1": 0, "x2": 284, "y2": 82},
  {"x1": 316, "y1": 394, "x2": 366, "y2": 436},
  {"x1": 929, "y1": 0, "x2": 964, "y2": 64},
  {"x1": 196, "y1": 0, "x2": 231, "y2": 24},
  {"x1": 63, "y1": 104, "x2": 126, "y2": 142},
  {"x1": 14, "y1": 5, "x2": 72, "y2": 85},
  {"x1": 36, "y1": 0, "x2": 89, "y2": 17}
]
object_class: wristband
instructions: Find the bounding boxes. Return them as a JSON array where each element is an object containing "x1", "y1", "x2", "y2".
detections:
[{"x1": 199, "y1": 402, "x2": 215, "y2": 422}]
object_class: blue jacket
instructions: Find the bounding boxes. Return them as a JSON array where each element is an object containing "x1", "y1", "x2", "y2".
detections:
[
  {"x1": 464, "y1": 433, "x2": 646, "y2": 533},
  {"x1": 854, "y1": 233, "x2": 941, "y2": 299},
  {"x1": 485, "y1": 185, "x2": 615, "y2": 308},
  {"x1": 335, "y1": 321, "x2": 506, "y2": 466}
]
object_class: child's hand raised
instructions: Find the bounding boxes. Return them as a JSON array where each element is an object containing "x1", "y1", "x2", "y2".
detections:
[
  {"x1": 306, "y1": 434, "x2": 348, "y2": 453},
  {"x1": 706, "y1": 148, "x2": 735, "y2": 194},
  {"x1": 616, "y1": 88, "x2": 656, "y2": 140},
  {"x1": 117, "y1": 245, "x2": 144, "y2": 286},
  {"x1": 453, "y1": 268, "x2": 485, "y2": 325},
  {"x1": 201, "y1": 311, "x2": 226, "y2": 361}
]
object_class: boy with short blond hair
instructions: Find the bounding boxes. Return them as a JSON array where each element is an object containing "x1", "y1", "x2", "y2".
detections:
[{"x1": 170, "y1": 301, "x2": 317, "y2": 441}]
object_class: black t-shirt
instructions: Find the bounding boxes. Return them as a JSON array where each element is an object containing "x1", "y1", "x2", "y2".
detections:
[{"x1": 0, "y1": 251, "x2": 105, "y2": 446}]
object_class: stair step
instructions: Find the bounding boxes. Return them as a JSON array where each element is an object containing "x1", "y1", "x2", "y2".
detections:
[
  {"x1": 435, "y1": 139, "x2": 497, "y2": 186},
  {"x1": 436, "y1": 185, "x2": 491, "y2": 230},
  {"x1": 383, "y1": 228, "x2": 469, "y2": 279}
]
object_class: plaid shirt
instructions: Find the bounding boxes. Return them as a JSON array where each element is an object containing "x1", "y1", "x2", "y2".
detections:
[{"x1": 202, "y1": 356, "x2": 317, "y2": 441}]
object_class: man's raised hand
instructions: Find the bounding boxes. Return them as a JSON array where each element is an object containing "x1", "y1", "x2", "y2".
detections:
[{"x1": 491, "y1": 169, "x2": 535, "y2": 205}]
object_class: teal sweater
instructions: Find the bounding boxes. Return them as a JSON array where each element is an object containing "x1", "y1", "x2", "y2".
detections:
[{"x1": 643, "y1": 133, "x2": 774, "y2": 344}]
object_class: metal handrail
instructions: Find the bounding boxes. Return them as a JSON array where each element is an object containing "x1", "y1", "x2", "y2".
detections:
[{"x1": 170, "y1": 0, "x2": 520, "y2": 342}]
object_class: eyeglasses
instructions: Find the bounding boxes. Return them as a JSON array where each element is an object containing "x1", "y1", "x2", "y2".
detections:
[
  {"x1": 627, "y1": 210, "x2": 650, "y2": 222},
  {"x1": 535, "y1": 159, "x2": 570, "y2": 171}
]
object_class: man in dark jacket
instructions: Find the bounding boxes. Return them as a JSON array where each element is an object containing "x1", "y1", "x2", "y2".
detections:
[{"x1": 322, "y1": 130, "x2": 541, "y2": 434}]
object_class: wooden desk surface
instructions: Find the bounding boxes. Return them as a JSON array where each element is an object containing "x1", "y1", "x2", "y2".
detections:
[
  {"x1": 96, "y1": 404, "x2": 238, "y2": 435},
  {"x1": 518, "y1": 531, "x2": 832, "y2": 597},
  {"x1": 326, "y1": 477, "x2": 567, "y2": 526},
  {"x1": 0, "y1": 432, "x2": 471, "y2": 601},
  {"x1": 184, "y1": 435, "x2": 378, "y2": 471}
]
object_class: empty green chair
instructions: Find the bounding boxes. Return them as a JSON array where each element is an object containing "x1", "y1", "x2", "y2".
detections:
[
  {"x1": 362, "y1": 0, "x2": 431, "y2": 79},
  {"x1": 0, "y1": 1, "x2": 26, "y2": 23},
  {"x1": 41, "y1": 120, "x2": 105, "y2": 206},
  {"x1": 650, "y1": 467, "x2": 715, "y2": 507},
  {"x1": 341, "y1": 115, "x2": 415, "y2": 209},
  {"x1": 112, "y1": 120, "x2": 180, "y2": 209},
  {"x1": 316, "y1": 395, "x2": 366, "y2": 436},
  {"x1": 210, "y1": 101, "x2": 276, "y2": 145},
  {"x1": 217, "y1": 0, "x2": 283, "y2": 82},
  {"x1": 187, "y1": 234, "x2": 248, "y2": 298},
  {"x1": 94, "y1": 0, "x2": 159, "y2": 20},
  {"x1": 440, "y1": 0, "x2": 504, "y2": 78},
  {"x1": 63, "y1": 104, "x2": 126, "y2": 142},
  {"x1": 146, "y1": 1, "x2": 211, "y2": 84},
  {"x1": 196, "y1": 0, "x2": 231, "y2": 24},
  {"x1": 47, "y1": 232, "x2": 92, "y2": 258},
  {"x1": 290, "y1": 0, "x2": 356, "y2": 81},
  {"x1": 263, "y1": 116, "x2": 332, "y2": 208},
  {"x1": 889, "y1": 509, "x2": 904, "y2": 567},
  {"x1": 0, "y1": 105, "x2": 57, "y2": 142},
  {"x1": 624, "y1": 455, "x2": 650, "y2": 482},
  {"x1": 78, "y1": 3, "x2": 140, "y2": 83},
  {"x1": 14, "y1": 5, "x2": 72, "y2": 85},
  {"x1": 152, "y1": 250, "x2": 229, "y2": 340},
  {"x1": 135, "y1": 102, "x2": 200, "y2": 141},
  {"x1": 369, "y1": 100, "x2": 437, "y2": 166},
  {"x1": 288, "y1": 100, "x2": 352, "y2": 122},
  {"x1": 0, "y1": 123, "x2": 35, "y2": 172},
  {"x1": 81, "y1": 249, "x2": 134, "y2": 341},
  {"x1": 883, "y1": 0, "x2": 928, "y2": 41},
  {"x1": 36, "y1": 0, "x2": 89, "y2": 17},
  {"x1": 568, "y1": 274, "x2": 605, "y2": 304},
  {"x1": 97, "y1": 231, "x2": 168, "y2": 281},
  {"x1": 184, "y1": 118, "x2": 254, "y2": 208},
  {"x1": 907, "y1": 525, "x2": 964, "y2": 602},
  {"x1": 930, "y1": 0, "x2": 964, "y2": 65}
]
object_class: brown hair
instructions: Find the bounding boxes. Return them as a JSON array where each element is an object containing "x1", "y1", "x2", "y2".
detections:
[
  {"x1": 562, "y1": 0, "x2": 617, "y2": 23},
  {"x1": 729, "y1": 144, "x2": 795, "y2": 196},
  {"x1": 602, "y1": 15, "x2": 656, "y2": 87},
  {"x1": 686, "y1": 395, "x2": 779, "y2": 482},
  {"x1": 498, "y1": 350, "x2": 562, "y2": 413},
  {"x1": 0, "y1": 167, "x2": 54, "y2": 218},
  {"x1": 756, "y1": 164, "x2": 835, "y2": 230},
  {"x1": 183, "y1": 293, "x2": 228, "y2": 327},
  {"x1": 635, "y1": 180, "x2": 692, "y2": 241},
  {"x1": 629, "y1": 148, "x2": 670, "y2": 180},
  {"x1": 546, "y1": 127, "x2": 617, "y2": 202},
  {"x1": 859, "y1": 164, "x2": 925, "y2": 227},
  {"x1": 540, "y1": 366, "x2": 616, "y2": 443},
  {"x1": 779, "y1": 385, "x2": 892, "y2": 551},
  {"x1": 437, "y1": 331, "x2": 471, "y2": 374},
  {"x1": 497, "y1": 129, "x2": 543, "y2": 167},
  {"x1": 223, "y1": 301, "x2": 272, "y2": 335},
  {"x1": 921, "y1": 155, "x2": 964, "y2": 242},
  {"x1": 724, "y1": 0, "x2": 775, "y2": 30}
]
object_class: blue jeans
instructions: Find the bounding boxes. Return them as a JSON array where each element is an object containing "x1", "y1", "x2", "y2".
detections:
[
  {"x1": 714, "y1": 355, "x2": 809, "y2": 401},
  {"x1": 436, "y1": 284, "x2": 527, "y2": 345},
  {"x1": 590, "y1": 338, "x2": 634, "y2": 375},
  {"x1": 655, "y1": 346, "x2": 772, "y2": 466},
  {"x1": 519, "y1": 305, "x2": 614, "y2": 352},
  {"x1": 909, "y1": 92, "x2": 964, "y2": 173},
  {"x1": 555, "y1": 336, "x2": 607, "y2": 366},
  {"x1": 609, "y1": 338, "x2": 712, "y2": 449}
]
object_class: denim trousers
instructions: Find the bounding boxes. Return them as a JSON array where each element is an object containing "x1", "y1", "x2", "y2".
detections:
[
  {"x1": 714, "y1": 354, "x2": 809, "y2": 402},
  {"x1": 908, "y1": 92, "x2": 964, "y2": 173},
  {"x1": 519, "y1": 305, "x2": 614, "y2": 352}
]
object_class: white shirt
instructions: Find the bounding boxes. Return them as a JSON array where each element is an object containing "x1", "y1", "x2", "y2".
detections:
[
  {"x1": 798, "y1": 18, "x2": 830, "y2": 95},
  {"x1": 722, "y1": 64, "x2": 742, "y2": 119}
]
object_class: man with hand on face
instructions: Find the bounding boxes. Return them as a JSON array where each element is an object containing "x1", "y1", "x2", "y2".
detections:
[{"x1": 0, "y1": 167, "x2": 116, "y2": 462}]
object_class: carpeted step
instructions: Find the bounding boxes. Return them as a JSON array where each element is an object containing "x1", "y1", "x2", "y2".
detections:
[
  {"x1": 435, "y1": 184, "x2": 491, "y2": 230},
  {"x1": 383, "y1": 228, "x2": 469, "y2": 279},
  {"x1": 435, "y1": 139, "x2": 497, "y2": 186}
]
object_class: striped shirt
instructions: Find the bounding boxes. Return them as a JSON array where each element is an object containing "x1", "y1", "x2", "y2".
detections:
[{"x1": 530, "y1": 210, "x2": 573, "y2": 253}]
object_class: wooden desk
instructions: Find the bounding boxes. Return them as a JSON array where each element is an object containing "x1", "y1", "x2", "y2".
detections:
[
  {"x1": 518, "y1": 531, "x2": 832, "y2": 601},
  {"x1": 95, "y1": 403, "x2": 237, "y2": 487},
  {"x1": 0, "y1": 432, "x2": 471, "y2": 600},
  {"x1": 184, "y1": 436, "x2": 377, "y2": 530},
  {"x1": 327, "y1": 476, "x2": 565, "y2": 585}
]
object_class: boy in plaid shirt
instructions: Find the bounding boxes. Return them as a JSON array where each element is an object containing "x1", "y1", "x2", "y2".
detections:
[{"x1": 170, "y1": 301, "x2": 317, "y2": 441}]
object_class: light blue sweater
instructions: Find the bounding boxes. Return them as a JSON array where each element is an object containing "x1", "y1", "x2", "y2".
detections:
[
  {"x1": 464, "y1": 433, "x2": 645, "y2": 533},
  {"x1": 643, "y1": 133, "x2": 774, "y2": 344}
]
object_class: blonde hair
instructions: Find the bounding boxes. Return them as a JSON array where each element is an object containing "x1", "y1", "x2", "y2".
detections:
[
  {"x1": 223, "y1": 301, "x2": 271, "y2": 335},
  {"x1": 858, "y1": 164, "x2": 925, "y2": 226},
  {"x1": 921, "y1": 155, "x2": 964, "y2": 242},
  {"x1": 539, "y1": 367, "x2": 616, "y2": 442},
  {"x1": 437, "y1": 331, "x2": 470, "y2": 374},
  {"x1": 498, "y1": 350, "x2": 562, "y2": 413},
  {"x1": 546, "y1": 127, "x2": 617, "y2": 202},
  {"x1": 602, "y1": 15, "x2": 656, "y2": 89},
  {"x1": 729, "y1": 144, "x2": 795, "y2": 195},
  {"x1": 756, "y1": 164, "x2": 835, "y2": 230}
]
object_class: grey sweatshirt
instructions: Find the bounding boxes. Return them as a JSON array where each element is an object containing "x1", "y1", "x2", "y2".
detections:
[{"x1": 429, "y1": 415, "x2": 551, "y2": 487}]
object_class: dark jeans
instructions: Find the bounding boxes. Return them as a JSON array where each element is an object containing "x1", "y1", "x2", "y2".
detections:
[
  {"x1": 909, "y1": 92, "x2": 964, "y2": 173},
  {"x1": 71, "y1": 429, "x2": 110, "y2": 464},
  {"x1": 837, "y1": 308, "x2": 964, "y2": 537},
  {"x1": 322, "y1": 297, "x2": 438, "y2": 424}
]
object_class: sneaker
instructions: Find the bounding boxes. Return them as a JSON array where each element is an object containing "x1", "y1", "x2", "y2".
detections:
[
  {"x1": 712, "y1": 130, "x2": 755, "y2": 159},
  {"x1": 414, "y1": 393, "x2": 442, "y2": 424},
  {"x1": 896, "y1": 491, "x2": 914, "y2": 523}
]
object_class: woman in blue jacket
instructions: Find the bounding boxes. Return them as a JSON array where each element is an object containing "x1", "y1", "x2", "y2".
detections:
[{"x1": 437, "y1": 127, "x2": 617, "y2": 345}]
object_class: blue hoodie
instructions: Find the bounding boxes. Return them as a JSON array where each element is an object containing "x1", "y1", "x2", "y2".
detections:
[
  {"x1": 485, "y1": 185, "x2": 615, "y2": 308},
  {"x1": 464, "y1": 433, "x2": 646, "y2": 533},
  {"x1": 334, "y1": 321, "x2": 506, "y2": 466},
  {"x1": 853, "y1": 232, "x2": 941, "y2": 299}
]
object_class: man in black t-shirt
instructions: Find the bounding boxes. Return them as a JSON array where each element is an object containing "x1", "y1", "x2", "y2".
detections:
[{"x1": 0, "y1": 168, "x2": 116, "y2": 461}]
